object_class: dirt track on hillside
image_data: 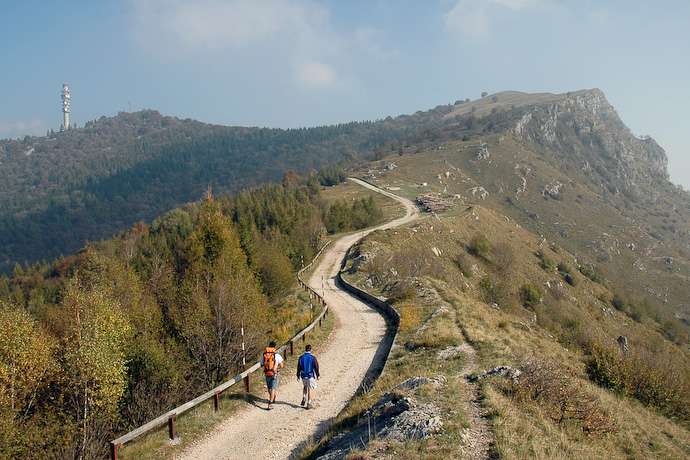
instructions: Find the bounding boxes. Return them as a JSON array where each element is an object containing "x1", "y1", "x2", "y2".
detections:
[{"x1": 176, "y1": 178, "x2": 419, "y2": 460}]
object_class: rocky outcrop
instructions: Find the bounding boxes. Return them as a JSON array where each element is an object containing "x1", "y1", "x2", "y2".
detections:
[
  {"x1": 316, "y1": 377, "x2": 445, "y2": 460},
  {"x1": 512, "y1": 89, "x2": 668, "y2": 184}
]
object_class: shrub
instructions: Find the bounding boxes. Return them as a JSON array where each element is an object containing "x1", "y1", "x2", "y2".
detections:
[
  {"x1": 453, "y1": 251, "x2": 473, "y2": 278},
  {"x1": 467, "y1": 233, "x2": 489, "y2": 258},
  {"x1": 579, "y1": 264, "x2": 603, "y2": 284},
  {"x1": 628, "y1": 304, "x2": 644, "y2": 323},
  {"x1": 479, "y1": 275, "x2": 506, "y2": 306},
  {"x1": 508, "y1": 357, "x2": 617, "y2": 434},
  {"x1": 610, "y1": 293, "x2": 627, "y2": 312},
  {"x1": 557, "y1": 261, "x2": 571, "y2": 274},
  {"x1": 564, "y1": 272, "x2": 576, "y2": 286},
  {"x1": 585, "y1": 341, "x2": 690, "y2": 421},
  {"x1": 386, "y1": 280, "x2": 417, "y2": 304},
  {"x1": 610, "y1": 293, "x2": 645, "y2": 324},
  {"x1": 661, "y1": 319, "x2": 685, "y2": 344},
  {"x1": 519, "y1": 282, "x2": 542, "y2": 309},
  {"x1": 491, "y1": 241, "x2": 515, "y2": 277},
  {"x1": 540, "y1": 257, "x2": 556, "y2": 273}
]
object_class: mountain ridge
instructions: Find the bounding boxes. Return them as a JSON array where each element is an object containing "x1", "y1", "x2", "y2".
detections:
[{"x1": 0, "y1": 88, "x2": 685, "y2": 279}]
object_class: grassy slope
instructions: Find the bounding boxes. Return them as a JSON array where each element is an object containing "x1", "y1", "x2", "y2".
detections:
[{"x1": 304, "y1": 144, "x2": 690, "y2": 458}]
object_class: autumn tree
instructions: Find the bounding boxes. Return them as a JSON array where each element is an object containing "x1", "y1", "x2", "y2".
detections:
[
  {"x1": 59, "y1": 278, "x2": 132, "y2": 460},
  {"x1": 0, "y1": 302, "x2": 56, "y2": 458}
]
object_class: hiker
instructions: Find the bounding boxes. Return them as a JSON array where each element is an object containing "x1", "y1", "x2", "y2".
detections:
[
  {"x1": 259, "y1": 341, "x2": 284, "y2": 409},
  {"x1": 297, "y1": 344, "x2": 320, "y2": 409}
]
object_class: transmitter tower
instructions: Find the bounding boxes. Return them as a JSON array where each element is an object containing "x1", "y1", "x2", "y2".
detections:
[{"x1": 61, "y1": 84, "x2": 70, "y2": 131}]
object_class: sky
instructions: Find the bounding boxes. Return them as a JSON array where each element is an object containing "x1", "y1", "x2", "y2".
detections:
[{"x1": 2, "y1": 0, "x2": 689, "y2": 188}]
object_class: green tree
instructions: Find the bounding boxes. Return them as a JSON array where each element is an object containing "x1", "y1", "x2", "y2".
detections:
[{"x1": 176, "y1": 192, "x2": 269, "y2": 388}]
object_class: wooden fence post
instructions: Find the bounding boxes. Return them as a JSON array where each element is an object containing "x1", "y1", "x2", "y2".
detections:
[
  {"x1": 168, "y1": 414, "x2": 176, "y2": 440},
  {"x1": 110, "y1": 443, "x2": 119, "y2": 460},
  {"x1": 214, "y1": 391, "x2": 220, "y2": 412}
]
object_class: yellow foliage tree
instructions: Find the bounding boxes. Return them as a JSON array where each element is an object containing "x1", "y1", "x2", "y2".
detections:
[
  {"x1": 60, "y1": 280, "x2": 131, "y2": 458},
  {"x1": 0, "y1": 302, "x2": 56, "y2": 456}
]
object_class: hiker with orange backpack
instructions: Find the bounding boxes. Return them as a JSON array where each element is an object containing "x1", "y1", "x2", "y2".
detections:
[
  {"x1": 259, "y1": 341, "x2": 284, "y2": 410},
  {"x1": 296, "y1": 344, "x2": 320, "y2": 409}
]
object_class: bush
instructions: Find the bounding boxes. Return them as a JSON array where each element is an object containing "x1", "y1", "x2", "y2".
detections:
[
  {"x1": 479, "y1": 275, "x2": 506, "y2": 306},
  {"x1": 453, "y1": 251, "x2": 473, "y2": 277},
  {"x1": 385, "y1": 280, "x2": 417, "y2": 304},
  {"x1": 557, "y1": 261, "x2": 571, "y2": 274},
  {"x1": 585, "y1": 341, "x2": 690, "y2": 421},
  {"x1": 564, "y1": 272, "x2": 576, "y2": 286},
  {"x1": 661, "y1": 319, "x2": 685, "y2": 344},
  {"x1": 610, "y1": 293, "x2": 645, "y2": 324},
  {"x1": 467, "y1": 233, "x2": 489, "y2": 258},
  {"x1": 519, "y1": 282, "x2": 542, "y2": 309},
  {"x1": 508, "y1": 357, "x2": 617, "y2": 434},
  {"x1": 611, "y1": 293, "x2": 627, "y2": 312},
  {"x1": 535, "y1": 250, "x2": 556, "y2": 273},
  {"x1": 579, "y1": 264, "x2": 603, "y2": 284},
  {"x1": 491, "y1": 241, "x2": 515, "y2": 277}
]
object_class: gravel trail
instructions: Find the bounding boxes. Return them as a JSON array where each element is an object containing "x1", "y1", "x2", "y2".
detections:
[{"x1": 175, "y1": 178, "x2": 419, "y2": 460}]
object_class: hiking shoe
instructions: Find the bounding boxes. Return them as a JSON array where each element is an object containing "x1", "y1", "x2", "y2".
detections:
[
  {"x1": 301, "y1": 398, "x2": 306, "y2": 407},
  {"x1": 306, "y1": 402, "x2": 313, "y2": 410},
  {"x1": 268, "y1": 403, "x2": 273, "y2": 410}
]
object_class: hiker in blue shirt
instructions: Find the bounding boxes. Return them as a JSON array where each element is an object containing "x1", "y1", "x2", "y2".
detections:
[{"x1": 296, "y1": 344, "x2": 320, "y2": 409}]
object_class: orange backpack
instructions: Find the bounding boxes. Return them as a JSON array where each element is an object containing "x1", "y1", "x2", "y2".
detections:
[{"x1": 263, "y1": 348, "x2": 277, "y2": 376}]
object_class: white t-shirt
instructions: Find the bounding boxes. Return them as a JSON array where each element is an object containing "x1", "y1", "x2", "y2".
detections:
[{"x1": 259, "y1": 351, "x2": 284, "y2": 371}]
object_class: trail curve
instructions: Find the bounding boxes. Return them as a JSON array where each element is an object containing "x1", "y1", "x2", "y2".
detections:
[{"x1": 176, "y1": 178, "x2": 419, "y2": 460}]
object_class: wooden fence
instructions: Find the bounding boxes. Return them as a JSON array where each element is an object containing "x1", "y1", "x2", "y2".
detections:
[{"x1": 109, "y1": 242, "x2": 331, "y2": 460}]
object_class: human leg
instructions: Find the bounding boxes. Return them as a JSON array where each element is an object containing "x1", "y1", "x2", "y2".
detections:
[
  {"x1": 303, "y1": 377, "x2": 317, "y2": 409},
  {"x1": 266, "y1": 374, "x2": 279, "y2": 408}
]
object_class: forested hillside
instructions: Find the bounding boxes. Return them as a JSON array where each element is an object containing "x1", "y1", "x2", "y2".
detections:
[
  {"x1": 0, "y1": 170, "x2": 385, "y2": 459},
  {"x1": 0, "y1": 108, "x2": 439, "y2": 274}
]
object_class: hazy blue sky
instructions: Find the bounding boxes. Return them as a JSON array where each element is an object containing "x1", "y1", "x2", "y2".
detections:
[{"x1": 2, "y1": 0, "x2": 689, "y2": 188}]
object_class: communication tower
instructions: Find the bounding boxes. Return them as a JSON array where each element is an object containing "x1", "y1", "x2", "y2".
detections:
[{"x1": 61, "y1": 84, "x2": 70, "y2": 131}]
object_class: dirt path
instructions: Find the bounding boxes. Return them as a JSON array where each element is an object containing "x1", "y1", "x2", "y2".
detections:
[
  {"x1": 455, "y1": 343, "x2": 494, "y2": 460},
  {"x1": 176, "y1": 178, "x2": 419, "y2": 460}
]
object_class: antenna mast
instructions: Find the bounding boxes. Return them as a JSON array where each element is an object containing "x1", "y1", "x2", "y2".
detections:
[{"x1": 61, "y1": 84, "x2": 70, "y2": 131}]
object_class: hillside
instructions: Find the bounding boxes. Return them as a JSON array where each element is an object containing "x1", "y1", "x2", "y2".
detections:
[
  {"x1": 360, "y1": 89, "x2": 690, "y2": 317},
  {"x1": 0, "y1": 109, "x2": 442, "y2": 274},
  {"x1": 305, "y1": 90, "x2": 690, "y2": 459}
]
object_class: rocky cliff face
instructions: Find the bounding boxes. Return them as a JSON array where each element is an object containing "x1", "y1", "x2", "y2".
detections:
[{"x1": 512, "y1": 89, "x2": 669, "y2": 185}]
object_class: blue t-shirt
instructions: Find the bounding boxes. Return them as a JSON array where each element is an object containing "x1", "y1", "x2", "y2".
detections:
[{"x1": 298, "y1": 352, "x2": 319, "y2": 379}]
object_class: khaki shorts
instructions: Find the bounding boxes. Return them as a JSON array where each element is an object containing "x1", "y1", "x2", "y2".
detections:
[{"x1": 301, "y1": 377, "x2": 317, "y2": 389}]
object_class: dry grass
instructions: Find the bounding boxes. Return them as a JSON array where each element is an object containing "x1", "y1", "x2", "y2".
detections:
[{"x1": 332, "y1": 186, "x2": 690, "y2": 459}]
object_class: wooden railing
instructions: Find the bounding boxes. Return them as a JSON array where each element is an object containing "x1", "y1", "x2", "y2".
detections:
[{"x1": 109, "y1": 242, "x2": 331, "y2": 460}]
